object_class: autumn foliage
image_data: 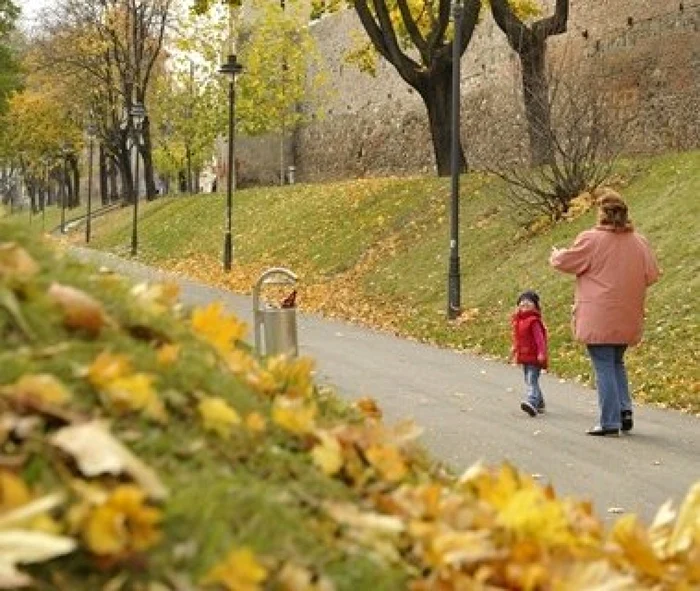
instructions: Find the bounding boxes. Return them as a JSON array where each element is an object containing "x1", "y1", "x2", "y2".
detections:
[{"x1": 0, "y1": 222, "x2": 699, "y2": 589}]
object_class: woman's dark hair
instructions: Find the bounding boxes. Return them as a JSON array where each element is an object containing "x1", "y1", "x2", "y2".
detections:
[{"x1": 597, "y1": 190, "x2": 632, "y2": 230}]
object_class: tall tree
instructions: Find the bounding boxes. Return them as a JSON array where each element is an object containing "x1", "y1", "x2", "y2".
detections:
[
  {"x1": 0, "y1": 0, "x2": 21, "y2": 114},
  {"x1": 340, "y1": 0, "x2": 482, "y2": 176},
  {"x1": 490, "y1": 0, "x2": 569, "y2": 165}
]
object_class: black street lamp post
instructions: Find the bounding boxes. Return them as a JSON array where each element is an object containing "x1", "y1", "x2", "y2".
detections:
[
  {"x1": 60, "y1": 143, "x2": 70, "y2": 234},
  {"x1": 219, "y1": 54, "x2": 243, "y2": 271},
  {"x1": 41, "y1": 156, "x2": 49, "y2": 231},
  {"x1": 130, "y1": 102, "x2": 146, "y2": 256},
  {"x1": 86, "y1": 123, "x2": 97, "y2": 243},
  {"x1": 447, "y1": 0, "x2": 463, "y2": 320}
]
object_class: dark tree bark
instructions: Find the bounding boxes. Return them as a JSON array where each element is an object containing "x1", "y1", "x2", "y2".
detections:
[
  {"x1": 353, "y1": 0, "x2": 480, "y2": 176},
  {"x1": 99, "y1": 145, "x2": 109, "y2": 205},
  {"x1": 139, "y1": 115, "x2": 157, "y2": 200},
  {"x1": 490, "y1": 0, "x2": 569, "y2": 166}
]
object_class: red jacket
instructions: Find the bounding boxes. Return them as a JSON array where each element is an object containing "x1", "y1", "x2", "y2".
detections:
[{"x1": 511, "y1": 309, "x2": 548, "y2": 368}]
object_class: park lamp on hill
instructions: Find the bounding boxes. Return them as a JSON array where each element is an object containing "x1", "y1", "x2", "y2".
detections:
[
  {"x1": 219, "y1": 53, "x2": 243, "y2": 271},
  {"x1": 447, "y1": 0, "x2": 463, "y2": 320},
  {"x1": 60, "y1": 142, "x2": 71, "y2": 234},
  {"x1": 85, "y1": 121, "x2": 97, "y2": 244},
  {"x1": 130, "y1": 102, "x2": 146, "y2": 257}
]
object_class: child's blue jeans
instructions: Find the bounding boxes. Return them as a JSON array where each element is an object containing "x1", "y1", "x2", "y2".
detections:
[{"x1": 523, "y1": 364, "x2": 544, "y2": 408}]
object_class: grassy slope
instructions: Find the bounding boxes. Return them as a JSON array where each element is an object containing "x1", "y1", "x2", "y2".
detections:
[
  {"x1": 0, "y1": 223, "x2": 409, "y2": 589},
  {"x1": 26, "y1": 150, "x2": 700, "y2": 413}
]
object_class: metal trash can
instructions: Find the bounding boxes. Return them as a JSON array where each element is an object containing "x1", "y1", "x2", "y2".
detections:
[{"x1": 253, "y1": 267, "x2": 298, "y2": 357}]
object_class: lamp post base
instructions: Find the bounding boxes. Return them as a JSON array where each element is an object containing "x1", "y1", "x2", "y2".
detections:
[
  {"x1": 447, "y1": 254, "x2": 461, "y2": 319},
  {"x1": 223, "y1": 232, "x2": 232, "y2": 271}
]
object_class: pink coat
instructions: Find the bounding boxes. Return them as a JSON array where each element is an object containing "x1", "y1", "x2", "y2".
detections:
[{"x1": 549, "y1": 227, "x2": 660, "y2": 345}]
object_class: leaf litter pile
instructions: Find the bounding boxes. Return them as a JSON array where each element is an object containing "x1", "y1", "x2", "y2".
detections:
[{"x1": 0, "y1": 224, "x2": 699, "y2": 590}]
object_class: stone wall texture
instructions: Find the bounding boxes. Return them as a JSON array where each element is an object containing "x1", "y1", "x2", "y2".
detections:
[{"x1": 236, "y1": 0, "x2": 700, "y2": 184}]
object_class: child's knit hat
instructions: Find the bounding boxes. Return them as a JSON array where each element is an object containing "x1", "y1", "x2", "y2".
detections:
[{"x1": 517, "y1": 290, "x2": 541, "y2": 310}]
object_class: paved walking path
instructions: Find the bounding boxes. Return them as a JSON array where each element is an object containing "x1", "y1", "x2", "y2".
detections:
[{"x1": 71, "y1": 248, "x2": 700, "y2": 523}]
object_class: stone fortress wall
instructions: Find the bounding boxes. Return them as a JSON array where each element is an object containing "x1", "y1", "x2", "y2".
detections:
[{"x1": 237, "y1": 0, "x2": 700, "y2": 184}]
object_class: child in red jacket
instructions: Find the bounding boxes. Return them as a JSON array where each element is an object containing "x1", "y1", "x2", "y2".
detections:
[{"x1": 511, "y1": 290, "x2": 548, "y2": 417}]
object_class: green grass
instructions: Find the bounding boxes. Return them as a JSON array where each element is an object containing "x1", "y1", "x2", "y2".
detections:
[
  {"x1": 0, "y1": 221, "x2": 411, "y2": 589},
  {"x1": 28, "y1": 151, "x2": 700, "y2": 412}
]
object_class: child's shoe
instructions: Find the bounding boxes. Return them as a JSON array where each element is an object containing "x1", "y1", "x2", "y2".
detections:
[{"x1": 520, "y1": 401, "x2": 537, "y2": 417}]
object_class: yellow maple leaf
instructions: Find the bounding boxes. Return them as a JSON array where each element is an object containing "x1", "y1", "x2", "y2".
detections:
[
  {"x1": 610, "y1": 514, "x2": 665, "y2": 579},
  {"x1": 272, "y1": 397, "x2": 317, "y2": 436},
  {"x1": 191, "y1": 302, "x2": 248, "y2": 354},
  {"x1": 365, "y1": 444, "x2": 408, "y2": 482},
  {"x1": 156, "y1": 344, "x2": 180, "y2": 366},
  {"x1": 198, "y1": 397, "x2": 242, "y2": 438},
  {"x1": 102, "y1": 373, "x2": 167, "y2": 423},
  {"x1": 0, "y1": 242, "x2": 39, "y2": 279},
  {"x1": 311, "y1": 431, "x2": 344, "y2": 476},
  {"x1": 83, "y1": 485, "x2": 162, "y2": 556},
  {"x1": 0, "y1": 470, "x2": 31, "y2": 512},
  {"x1": 496, "y1": 487, "x2": 576, "y2": 548},
  {"x1": 202, "y1": 546, "x2": 268, "y2": 591},
  {"x1": 226, "y1": 349, "x2": 258, "y2": 375},
  {"x1": 1, "y1": 373, "x2": 72, "y2": 405},
  {"x1": 244, "y1": 412, "x2": 266, "y2": 433},
  {"x1": 87, "y1": 351, "x2": 132, "y2": 388}
]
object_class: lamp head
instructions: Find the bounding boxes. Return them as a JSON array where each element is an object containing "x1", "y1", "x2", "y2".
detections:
[{"x1": 219, "y1": 54, "x2": 244, "y2": 78}]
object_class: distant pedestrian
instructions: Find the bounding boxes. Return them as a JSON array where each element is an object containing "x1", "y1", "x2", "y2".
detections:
[
  {"x1": 550, "y1": 189, "x2": 660, "y2": 436},
  {"x1": 511, "y1": 290, "x2": 548, "y2": 417}
]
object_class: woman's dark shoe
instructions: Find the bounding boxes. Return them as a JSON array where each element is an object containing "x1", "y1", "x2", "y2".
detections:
[
  {"x1": 537, "y1": 401, "x2": 546, "y2": 414},
  {"x1": 586, "y1": 426, "x2": 620, "y2": 437},
  {"x1": 621, "y1": 410, "x2": 633, "y2": 432}
]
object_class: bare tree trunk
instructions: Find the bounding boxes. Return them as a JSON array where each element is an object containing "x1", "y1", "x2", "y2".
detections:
[
  {"x1": 490, "y1": 0, "x2": 569, "y2": 166},
  {"x1": 419, "y1": 68, "x2": 467, "y2": 177},
  {"x1": 99, "y1": 145, "x2": 109, "y2": 206},
  {"x1": 521, "y1": 40, "x2": 554, "y2": 166},
  {"x1": 140, "y1": 116, "x2": 157, "y2": 200}
]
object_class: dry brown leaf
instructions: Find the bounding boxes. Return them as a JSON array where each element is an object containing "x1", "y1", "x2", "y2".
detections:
[
  {"x1": 47, "y1": 282, "x2": 111, "y2": 336},
  {"x1": 0, "y1": 243, "x2": 39, "y2": 280}
]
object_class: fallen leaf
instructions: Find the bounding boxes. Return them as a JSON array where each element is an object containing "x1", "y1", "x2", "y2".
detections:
[
  {"x1": 0, "y1": 243, "x2": 39, "y2": 280},
  {"x1": 1, "y1": 374, "x2": 72, "y2": 406},
  {"x1": 0, "y1": 530, "x2": 76, "y2": 589},
  {"x1": 83, "y1": 485, "x2": 162, "y2": 556},
  {"x1": 48, "y1": 282, "x2": 110, "y2": 336},
  {"x1": 198, "y1": 397, "x2": 241, "y2": 438},
  {"x1": 311, "y1": 431, "x2": 343, "y2": 476},
  {"x1": 50, "y1": 421, "x2": 168, "y2": 500},
  {"x1": 201, "y1": 547, "x2": 268, "y2": 591}
]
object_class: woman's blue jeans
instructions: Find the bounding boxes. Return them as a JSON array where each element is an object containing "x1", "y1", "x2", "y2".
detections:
[{"x1": 586, "y1": 344, "x2": 631, "y2": 429}]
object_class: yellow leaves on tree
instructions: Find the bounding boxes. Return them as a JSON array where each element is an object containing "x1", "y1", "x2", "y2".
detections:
[
  {"x1": 202, "y1": 546, "x2": 268, "y2": 591},
  {"x1": 82, "y1": 485, "x2": 162, "y2": 556},
  {"x1": 198, "y1": 396, "x2": 242, "y2": 438},
  {"x1": 191, "y1": 302, "x2": 248, "y2": 355}
]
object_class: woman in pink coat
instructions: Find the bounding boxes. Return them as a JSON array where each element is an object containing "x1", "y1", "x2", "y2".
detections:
[{"x1": 550, "y1": 191, "x2": 660, "y2": 436}]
